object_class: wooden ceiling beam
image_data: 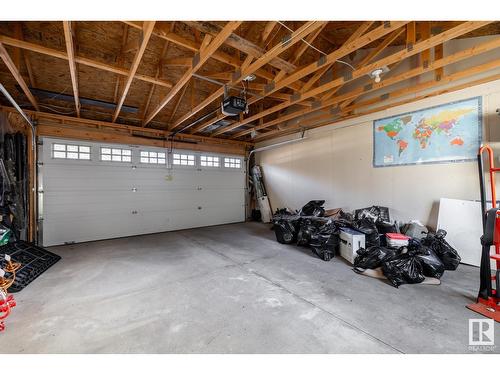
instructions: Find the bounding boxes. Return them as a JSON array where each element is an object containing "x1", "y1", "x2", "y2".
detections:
[
  {"x1": 234, "y1": 37, "x2": 500, "y2": 139},
  {"x1": 123, "y1": 22, "x2": 241, "y2": 70},
  {"x1": 291, "y1": 23, "x2": 328, "y2": 65},
  {"x1": 242, "y1": 22, "x2": 328, "y2": 76},
  {"x1": 12, "y1": 23, "x2": 36, "y2": 88},
  {"x1": 13, "y1": 23, "x2": 23, "y2": 69},
  {"x1": 113, "y1": 21, "x2": 156, "y2": 122},
  {"x1": 435, "y1": 43, "x2": 444, "y2": 81},
  {"x1": 299, "y1": 22, "x2": 375, "y2": 95},
  {"x1": 341, "y1": 59, "x2": 500, "y2": 115},
  {"x1": 169, "y1": 22, "x2": 325, "y2": 133},
  {"x1": 174, "y1": 87, "x2": 225, "y2": 131},
  {"x1": 229, "y1": 22, "x2": 494, "y2": 138},
  {"x1": 141, "y1": 23, "x2": 176, "y2": 122},
  {"x1": 167, "y1": 82, "x2": 189, "y2": 129},
  {"x1": 242, "y1": 21, "x2": 318, "y2": 94},
  {"x1": 186, "y1": 21, "x2": 327, "y2": 134},
  {"x1": 168, "y1": 85, "x2": 313, "y2": 135},
  {"x1": 419, "y1": 21, "x2": 431, "y2": 66},
  {"x1": 255, "y1": 66, "x2": 500, "y2": 142},
  {"x1": 143, "y1": 21, "x2": 242, "y2": 126},
  {"x1": 125, "y1": 21, "x2": 305, "y2": 92},
  {"x1": 141, "y1": 44, "x2": 167, "y2": 119},
  {"x1": 113, "y1": 24, "x2": 130, "y2": 103},
  {"x1": 161, "y1": 57, "x2": 192, "y2": 67},
  {"x1": 210, "y1": 21, "x2": 409, "y2": 137},
  {"x1": 260, "y1": 22, "x2": 279, "y2": 45},
  {"x1": 0, "y1": 105, "x2": 252, "y2": 149},
  {"x1": 183, "y1": 21, "x2": 298, "y2": 73},
  {"x1": 0, "y1": 42, "x2": 39, "y2": 110},
  {"x1": 267, "y1": 92, "x2": 313, "y2": 106},
  {"x1": 62, "y1": 21, "x2": 81, "y2": 117},
  {"x1": 0, "y1": 34, "x2": 174, "y2": 90},
  {"x1": 23, "y1": 50, "x2": 36, "y2": 88},
  {"x1": 331, "y1": 27, "x2": 406, "y2": 107}
]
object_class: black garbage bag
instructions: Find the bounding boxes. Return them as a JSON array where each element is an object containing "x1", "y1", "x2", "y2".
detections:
[
  {"x1": 339, "y1": 210, "x2": 354, "y2": 222},
  {"x1": 414, "y1": 246, "x2": 445, "y2": 279},
  {"x1": 296, "y1": 219, "x2": 317, "y2": 246},
  {"x1": 376, "y1": 220, "x2": 398, "y2": 235},
  {"x1": 401, "y1": 221, "x2": 428, "y2": 240},
  {"x1": 421, "y1": 229, "x2": 461, "y2": 270},
  {"x1": 309, "y1": 222, "x2": 339, "y2": 261},
  {"x1": 310, "y1": 235, "x2": 337, "y2": 261},
  {"x1": 274, "y1": 207, "x2": 297, "y2": 216},
  {"x1": 354, "y1": 206, "x2": 390, "y2": 223},
  {"x1": 353, "y1": 246, "x2": 398, "y2": 269},
  {"x1": 274, "y1": 219, "x2": 298, "y2": 244},
  {"x1": 333, "y1": 217, "x2": 352, "y2": 230},
  {"x1": 299, "y1": 200, "x2": 326, "y2": 217},
  {"x1": 352, "y1": 218, "x2": 380, "y2": 247},
  {"x1": 382, "y1": 254, "x2": 425, "y2": 288}
]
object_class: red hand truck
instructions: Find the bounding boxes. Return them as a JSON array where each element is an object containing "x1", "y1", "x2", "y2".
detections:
[{"x1": 466, "y1": 145, "x2": 500, "y2": 322}]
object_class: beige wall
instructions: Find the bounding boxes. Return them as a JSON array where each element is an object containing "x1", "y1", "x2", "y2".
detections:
[{"x1": 256, "y1": 78, "x2": 500, "y2": 229}]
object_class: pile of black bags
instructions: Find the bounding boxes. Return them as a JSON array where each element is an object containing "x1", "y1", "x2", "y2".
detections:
[
  {"x1": 272, "y1": 201, "x2": 340, "y2": 261},
  {"x1": 351, "y1": 205, "x2": 398, "y2": 247},
  {"x1": 354, "y1": 230, "x2": 460, "y2": 288},
  {"x1": 272, "y1": 203, "x2": 399, "y2": 262},
  {"x1": 272, "y1": 202, "x2": 462, "y2": 288}
]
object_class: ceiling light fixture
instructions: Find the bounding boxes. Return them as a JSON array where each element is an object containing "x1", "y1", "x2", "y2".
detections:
[
  {"x1": 369, "y1": 66, "x2": 390, "y2": 83},
  {"x1": 243, "y1": 74, "x2": 256, "y2": 82}
]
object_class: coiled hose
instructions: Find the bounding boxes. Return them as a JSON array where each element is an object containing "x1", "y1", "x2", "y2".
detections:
[{"x1": 0, "y1": 258, "x2": 21, "y2": 291}]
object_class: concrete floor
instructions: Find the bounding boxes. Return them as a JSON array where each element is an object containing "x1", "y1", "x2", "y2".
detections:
[{"x1": 2, "y1": 222, "x2": 499, "y2": 353}]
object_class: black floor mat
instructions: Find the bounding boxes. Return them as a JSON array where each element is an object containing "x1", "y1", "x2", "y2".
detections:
[{"x1": 0, "y1": 241, "x2": 61, "y2": 293}]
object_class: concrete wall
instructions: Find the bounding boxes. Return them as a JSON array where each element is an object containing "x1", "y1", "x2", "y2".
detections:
[{"x1": 256, "y1": 78, "x2": 500, "y2": 229}]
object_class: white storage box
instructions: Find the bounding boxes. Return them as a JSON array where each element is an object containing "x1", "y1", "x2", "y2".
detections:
[{"x1": 339, "y1": 228, "x2": 366, "y2": 264}]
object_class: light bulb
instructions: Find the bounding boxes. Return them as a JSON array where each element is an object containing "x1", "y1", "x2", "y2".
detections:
[{"x1": 374, "y1": 74, "x2": 381, "y2": 83}]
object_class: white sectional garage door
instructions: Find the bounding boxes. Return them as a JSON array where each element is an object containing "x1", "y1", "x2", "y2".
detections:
[{"x1": 39, "y1": 137, "x2": 245, "y2": 246}]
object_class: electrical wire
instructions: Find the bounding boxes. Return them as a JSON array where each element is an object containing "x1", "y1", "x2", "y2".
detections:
[
  {"x1": 278, "y1": 21, "x2": 326, "y2": 56},
  {"x1": 264, "y1": 22, "x2": 316, "y2": 59},
  {"x1": 264, "y1": 23, "x2": 283, "y2": 50},
  {"x1": 172, "y1": 22, "x2": 361, "y2": 136},
  {"x1": 277, "y1": 21, "x2": 356, "y2": 71},
  {"x1": 165, "y1": 132, "x2": 176, "y2": 172},
  {"x1": 193, "y1": 74, "x2": 266, "y2": 100},
  {"x1": 19, "y1": 102, "x2": 76, "y2": 115},
  {"x1": 335, "y1": 59, "x2": 356, "y2": 71},
  {"x1": 44, "y1": 85, "x2": 71, "y2": 101},
  {"x1": 38, "y1": 104, "x2": 76, "y2": 115}
]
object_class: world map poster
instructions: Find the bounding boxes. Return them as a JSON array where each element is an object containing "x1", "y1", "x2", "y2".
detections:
[{"x1": 373, "y1": 97, "x2": 482, "y2": 167}]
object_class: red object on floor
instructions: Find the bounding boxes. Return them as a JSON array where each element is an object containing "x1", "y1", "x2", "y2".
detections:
[
  {"x1": 0, "y1": 293, "x2": 16, "y2": 331},
  {"x1": 467, "y1": 145, "x2": 500, "y2": 321},
  {"x1": 385, "y1": 233, "x2": 410, "y2": 240},
  {"x1": 467, "y1": 300, "x2": 500, "y2": 323}
]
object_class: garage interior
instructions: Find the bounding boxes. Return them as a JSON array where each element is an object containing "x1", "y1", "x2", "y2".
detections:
[{"x1": 0, "y1": 19, "x2": 500, "y2": 354}]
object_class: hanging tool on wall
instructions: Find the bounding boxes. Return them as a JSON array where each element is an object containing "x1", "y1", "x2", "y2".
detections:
[
  {"x1": 251, "y1": 165, "x2": 272, "y2": 223},
  {"x1": 467, "y1": 144, "x2": 500, "y2": 322},
  {"x1": 0, "y1": 84, "x2": 37, "y2": 244}
]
